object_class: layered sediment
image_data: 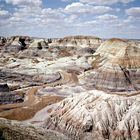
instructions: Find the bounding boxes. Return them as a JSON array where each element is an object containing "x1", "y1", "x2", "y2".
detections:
[
  {"x1": 81, "y1": 38, "x2": 140, "y2": 92},
  {"x1": 0, "y1": 36, "x2": 140, "y2": 140},
  {"x1": 49, "y1": 35, "x2": 102, "y2": 49}
]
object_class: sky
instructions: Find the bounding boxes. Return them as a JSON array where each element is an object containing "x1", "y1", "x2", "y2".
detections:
[{"x1": 0, "y1": 0, "x2": 140, "y2": 38}]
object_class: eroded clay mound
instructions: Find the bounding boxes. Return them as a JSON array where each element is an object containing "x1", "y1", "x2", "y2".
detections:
[
  {"x1": 83, "y1": 38, "x2": 140, "y2": 92},
  {"x1": 28, "y1": 39, "x2": 49, "y2": 49},
  {"x1": 46, "y1": 90, "x2": 140, "y2": 140},
  {"x1": 49, "y1": 35, "x2": 102, "y2": 49},
  {"x1": 3, "y1": 36, "x2": 32, "y2": 53}
]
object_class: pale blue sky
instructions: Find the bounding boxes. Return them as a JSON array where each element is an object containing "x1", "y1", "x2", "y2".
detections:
[{"x1": 0, "y1": 0, "x2": 140, "y2": 38}]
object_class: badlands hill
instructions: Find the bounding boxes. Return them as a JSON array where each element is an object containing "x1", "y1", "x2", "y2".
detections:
[
  {"x1": 49, "y1": 35, "x2": 102, "y2": 49},
  {"x1": 0, "y1": 36, "x2": 140, "y2": 140},
  {"x1": 83, "y1": 38, "x2": 140, "y2": 92},
  {"x1": 45, "y1": 38, "x2": 140, "y2": 140}
]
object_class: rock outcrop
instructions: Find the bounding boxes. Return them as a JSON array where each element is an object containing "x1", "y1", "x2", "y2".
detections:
[
  {"x1": 0, "y1": 91, "x2": 24, "y2": 105},
  {"x1": 0, "y1": 118, "x2": 69, "y2": 140},
  {"x1": 0, "y1": 37, "x2": 6, "y2": 46},
  {"x1": 0, "y1": 83, "x2": 9, "y2": 92}
]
